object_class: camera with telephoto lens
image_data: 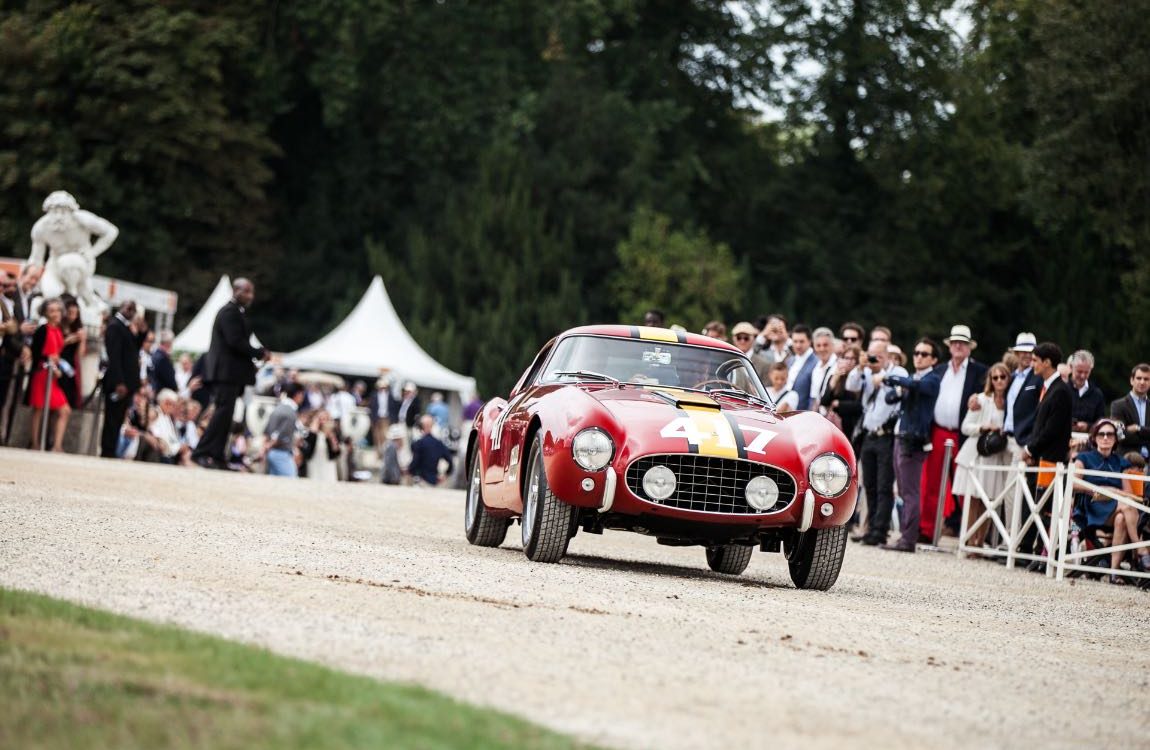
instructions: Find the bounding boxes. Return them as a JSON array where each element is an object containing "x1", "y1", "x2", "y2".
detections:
[{"x1": 867, "y1": 355, "x2": 879, "y2": 364}]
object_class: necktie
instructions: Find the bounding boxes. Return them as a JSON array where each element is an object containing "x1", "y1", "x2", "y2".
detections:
[{"x1": 1040, "y1": 384, "x2": 1047, "y2": 401}]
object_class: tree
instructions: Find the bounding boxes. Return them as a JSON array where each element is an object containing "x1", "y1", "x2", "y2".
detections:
[{"x1": 610, "y1": 207, "x2": 742, "y2": 329}]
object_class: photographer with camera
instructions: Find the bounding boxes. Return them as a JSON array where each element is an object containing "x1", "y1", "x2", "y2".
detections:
[
  {"x1": 848, "y1": 340, "x2": 907, "y2": 546},
  {"x1": 880, "y1": 337, "x2": 942, "y2": 552}
]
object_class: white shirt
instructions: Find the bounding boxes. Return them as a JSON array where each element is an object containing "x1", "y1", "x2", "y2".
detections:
[
  {"x1": 766, "y1": 386, "x2": 799, "y2": 412},
  {"x1": 0, "y1": 295, "x2": 13, "y2": 318},
  {"x1": 851, "y1": 364, "x2": 908, "y2": 432},
  {"x1": 786, "y1": 348, "x2": 813, "y2": 391},
  {"x1": 149, "y1": 411, "x2": 182, "y2": 458},
  {"x1": 176, "y1": 367, "x2": 193, "y2": 396},
  {"x1": 809, "y1": 354, "x2": 837, "y2": 407},
  {"x1": 933, "y1": 358, "x2": 968, "y2": 430}
]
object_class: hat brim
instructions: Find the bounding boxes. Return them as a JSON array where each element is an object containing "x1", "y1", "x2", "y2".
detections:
[
  {"x1": 1010, "y1": 345, "x2": 1035, "y2": 353},
  {"x1": 944, "y1": 337, "x2": 977, "y2": 348}
]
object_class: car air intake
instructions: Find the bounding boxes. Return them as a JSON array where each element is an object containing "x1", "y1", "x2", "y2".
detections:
[{"x1": 625, "y1": 454, "x2": 797, "y2": 514}]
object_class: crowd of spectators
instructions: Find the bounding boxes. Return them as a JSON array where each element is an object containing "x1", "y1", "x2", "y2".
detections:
[
  {"x1": 0, "y1": 266, "x2": 478, "y2": 487},
  {"x1": 683, "y1": 309, "x2": 1150, "y2": 583}
]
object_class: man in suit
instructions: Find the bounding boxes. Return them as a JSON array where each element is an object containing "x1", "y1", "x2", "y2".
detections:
[
  {"x1": 882, "y1": 337, "x2": 942, "y2": 551},
  {"x1": 192, "y1": 278, "x2": 267, "y2": 469},
  {"x1": 1019, "y1": 342, "x2": 1072, "y2": 567},
  {"x1": 149, "y1": 329, "x2": 179, "y2": 393},
  {"x1": 1110, "y1": 363, "x2": 1150, "y2": 459},
  {"x1": 1068, "y1": 350, "x2": 1105, "y2": 433},
  {"x1": 977, "y1": 332, "x2": 1045, "y2": 458},
  {"x1": 921, "y1": 324, "x2": 988, "y2": 541},
  {"x1": 786, "y1": 324, "x2": 818, "y2": 410},
  {"x1": 100, "y1": 300, "x2": 141, "y2": 458}
]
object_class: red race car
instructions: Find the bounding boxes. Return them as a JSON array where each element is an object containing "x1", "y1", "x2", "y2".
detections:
[{"x1": 464, "y1": 325, "x2": 858, "y2": 590}]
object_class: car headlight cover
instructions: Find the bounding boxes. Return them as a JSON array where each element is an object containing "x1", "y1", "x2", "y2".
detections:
[
  {"x1": 572, "y1": 428, "x2": 614, "y2": 471},
  {"x1": 745, "y1": 475, "x2": 780, "y2": 511},
  {"x1": 809, "y1": 453, "x2": 851, "y2": 497},
  {"x1": 642, "y1": 465, "x2": 677, "y2": 500}
]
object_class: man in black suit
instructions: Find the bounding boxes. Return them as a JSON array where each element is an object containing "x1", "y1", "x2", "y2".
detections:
[
  {"x1": 921, "y1": 324, "x2": 988, "y2": 540},
  {"x1": 1068, "y1": 349, "x2": 1106, "y2": 433},
  {"x1": 1110, "y1": 363, "x2": 1150, "y2": 459},
  {"x1": 0, "y1": 272, "x2": 21, "y2": 420},
  {"x1": 101, "y1": 300, "x2": 141, "y2": 458},
  {"x1": 1019, "y1": 342, "x2": 1072, "y2": 567},
  {"x1": 192, "y1": 278, "x2": 267, "y2": 469}
]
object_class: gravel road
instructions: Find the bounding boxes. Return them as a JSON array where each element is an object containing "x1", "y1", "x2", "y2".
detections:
[{"x1": 1, "y1": 449, "x2": 1146, "y2": 749}]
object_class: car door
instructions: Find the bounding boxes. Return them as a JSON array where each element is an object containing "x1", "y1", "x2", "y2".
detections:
[{"x1": 483, "y1": 341, "x2": 554, "y2": 499}]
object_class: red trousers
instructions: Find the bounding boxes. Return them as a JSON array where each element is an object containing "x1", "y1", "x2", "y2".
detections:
[{"x1": 920, "y1": 424, "x2": 960, "y2": 538}]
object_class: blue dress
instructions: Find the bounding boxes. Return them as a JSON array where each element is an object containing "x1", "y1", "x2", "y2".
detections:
[{"x1": 1075, "y1": 450, "x2": 1131, "y2": 528}]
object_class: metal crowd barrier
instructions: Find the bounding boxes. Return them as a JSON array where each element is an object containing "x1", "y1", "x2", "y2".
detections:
[{"x1": 956, "y1": 459, "x2": 1150, "y2": 583}]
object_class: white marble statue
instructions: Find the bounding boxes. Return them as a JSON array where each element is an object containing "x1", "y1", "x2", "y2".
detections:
[{"x1": 28, "y1": 190, "x2": 119, "y2": 324}]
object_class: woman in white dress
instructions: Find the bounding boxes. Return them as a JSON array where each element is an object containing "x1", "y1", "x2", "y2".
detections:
[{"x1": 953, "y1": 362, "x2": 1012, "y2": 549}]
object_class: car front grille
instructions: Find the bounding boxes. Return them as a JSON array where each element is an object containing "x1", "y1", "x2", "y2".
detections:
[{"x1": 625, "y1": 454, "x2": 797, "y2": 515}]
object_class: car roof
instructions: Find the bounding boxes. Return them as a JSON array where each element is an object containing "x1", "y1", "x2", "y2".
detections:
[{"x1": 561, "y1": 325, "x2": 742, "y2": 354}]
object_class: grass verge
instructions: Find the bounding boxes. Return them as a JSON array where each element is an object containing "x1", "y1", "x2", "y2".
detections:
[{"x1": 0, "y1": 587, "x2": 599, "y2": 750}]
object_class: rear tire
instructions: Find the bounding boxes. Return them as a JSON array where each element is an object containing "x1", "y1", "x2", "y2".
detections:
[
  {"x1": 787, "y1": 525, "x2": 848, "y2": 590},
  {"x1": 464, "y1": 454, "x2": 509, "y2": 547},
  {"x1": 521, "y1": 437, "x2": 575, "y2": 563},
  {"x1": 705, "y1": 545, "x2": 753, "y2": 575}
]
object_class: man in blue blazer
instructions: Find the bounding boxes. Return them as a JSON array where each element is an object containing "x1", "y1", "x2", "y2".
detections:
[
  {"x1": 882, "y1": 337, "x2": 942, "y2": 551},
  {"x1": 786, "y1": 324, "x2": 818, "y2": 410}
]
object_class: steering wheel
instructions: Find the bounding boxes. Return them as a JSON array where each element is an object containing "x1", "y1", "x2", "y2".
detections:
[{"x1": 692, "y1": 378, "x2": 733, "y2": 392}]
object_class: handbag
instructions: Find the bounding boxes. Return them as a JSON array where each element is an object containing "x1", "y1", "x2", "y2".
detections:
[{"x1": 975, "y1": 429, "x2": 1007, "y2": 457}]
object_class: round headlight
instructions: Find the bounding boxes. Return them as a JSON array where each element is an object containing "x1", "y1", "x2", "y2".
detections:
[
  {"x1": 642, "y1": 465, "x2": 677, "y2": 500},
  {"x1": 808, "y1": 453, "x2": 850, "y2": 497},
  {"x1": 572, "y1": 428, "x2": 614, "y2": 471},
  {"x1": 745, "y1": 475, "x2": 780, "y2": 511}
]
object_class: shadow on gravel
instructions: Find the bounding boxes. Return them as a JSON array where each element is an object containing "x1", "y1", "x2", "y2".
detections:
[{"x1": 557, "y1": 552, "x2": 790, "y2": 590}]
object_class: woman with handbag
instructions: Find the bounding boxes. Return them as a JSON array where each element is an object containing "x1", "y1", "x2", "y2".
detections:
[
  {"x1": 953, "y1": 362, "x2": 1012, "y2": 550},
  {"x1": 27, "y1": 298, "x2": 72, "y2": 451}
]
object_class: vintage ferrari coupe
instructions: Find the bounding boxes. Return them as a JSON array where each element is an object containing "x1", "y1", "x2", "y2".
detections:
[{"x1": 464, "y1": 325, "x2": 857, "y2": 590}]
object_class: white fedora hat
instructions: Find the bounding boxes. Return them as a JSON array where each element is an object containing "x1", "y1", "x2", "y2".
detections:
[
  {"x1": 1010, "y1": 332, "x2": 1037, "y2": 352},
  {"x1": 943, "y1": 324, "x2": 977, "y2": 348}
]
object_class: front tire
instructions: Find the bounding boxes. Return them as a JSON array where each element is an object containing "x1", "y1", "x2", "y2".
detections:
[
  {"x1": 787, "y1": 525, "x2": 848, "y2": 590},
  {"x1": 521, "y1": 437, "x2": 575, "y2": 563},
  {"x1": 705, "y1": 545, "x2": 753, "y2": 575},
  {"x1": 465, "y1": 454, "x2": 509, "y2": 547}
]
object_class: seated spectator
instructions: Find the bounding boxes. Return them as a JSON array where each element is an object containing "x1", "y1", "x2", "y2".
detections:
[
  {"x1": 149, "y1": 388, "x2": 190, "y2": 465},
  {"x1": 408, "y1": 415, "x2": 453, "y2": 486},
  {"x1": 764, "y1": 362, "x2": 798, "y2": 413},
  {"x1": 1072, "y1": 418, "x2": 1149, "y2": 582}
]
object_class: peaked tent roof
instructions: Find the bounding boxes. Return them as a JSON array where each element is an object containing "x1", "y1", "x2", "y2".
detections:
[
  {"x1": 280, "y1": 276, "x2": 476, "y2": 395},
  {"x1": 172, "y1": 275, "x2": 232, "y2": 354}
]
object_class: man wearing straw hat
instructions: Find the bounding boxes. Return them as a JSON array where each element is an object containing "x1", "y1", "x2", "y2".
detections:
[{"x1": 921, "y1": 324, "x2": 988, "y2": 541}]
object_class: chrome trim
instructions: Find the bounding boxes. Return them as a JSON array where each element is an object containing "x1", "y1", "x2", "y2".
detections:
[
  {"x1": 599, "y1": 469, "x2": 617, "y2": 514},
  {"x1": 798, "y1": 488, "x2": 815, "y2": 532},
  {"x1": 624, "y1": 454, "x2": 798, "y2": 516},
  {"x1": 807, "y1": 452, "x2": 852, "y2": 498}
]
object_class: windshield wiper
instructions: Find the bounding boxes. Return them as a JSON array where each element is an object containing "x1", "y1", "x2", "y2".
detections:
[
  {"x1": 707, "y1": 388, "x2": 776, "y2": 410},
  {"x1": 553, "y1": 370, "x2": 622, "y2": 387}
]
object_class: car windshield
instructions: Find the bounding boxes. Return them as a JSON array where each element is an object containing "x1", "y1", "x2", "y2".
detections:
[{"x1": 539, "y1": 335, "x2": 767, "y2": 399}]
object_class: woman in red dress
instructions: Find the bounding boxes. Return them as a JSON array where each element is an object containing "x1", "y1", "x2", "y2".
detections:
[{"x1": 28, "y1": 298, "x2": 72, "y2": 451}]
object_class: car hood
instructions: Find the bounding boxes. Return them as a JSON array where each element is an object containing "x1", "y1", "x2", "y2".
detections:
[{"x1": 584, "y1": 386, "x2": 840, "y2": 468}]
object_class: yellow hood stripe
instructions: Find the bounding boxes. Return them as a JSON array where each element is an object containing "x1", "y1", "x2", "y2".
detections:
[{"x1": 681, "y1": 404, "x2": 740, "y2": 459}]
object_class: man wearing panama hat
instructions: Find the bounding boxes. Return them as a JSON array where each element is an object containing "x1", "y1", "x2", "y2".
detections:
[{"x1": 920, "y1": 324, "x2": 988, "y2": 540}]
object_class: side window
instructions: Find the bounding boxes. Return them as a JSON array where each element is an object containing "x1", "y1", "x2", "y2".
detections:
[{"x1": 511, "y1": 341, "x2": 555, "y2": 395}]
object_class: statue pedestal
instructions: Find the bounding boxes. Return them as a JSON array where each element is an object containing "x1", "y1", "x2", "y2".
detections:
[{"x1": 7, "y1": 399, "x2": 102, "y2": 454}]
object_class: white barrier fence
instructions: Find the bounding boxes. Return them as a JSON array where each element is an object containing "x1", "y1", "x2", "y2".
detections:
[{"x1": 957, "y1": 460, "x2": 1150, "y2": 583}]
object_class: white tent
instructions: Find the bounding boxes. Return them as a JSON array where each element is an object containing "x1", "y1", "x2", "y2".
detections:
[
  {"x1": 172, "y1": 275, "x2": 262, "y2": 354},
  {"x1": 281, "y1": 276, "x2": 476, "y2": 395}
]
